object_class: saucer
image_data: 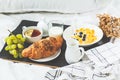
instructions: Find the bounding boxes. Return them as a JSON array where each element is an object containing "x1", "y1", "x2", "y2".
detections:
[{"x1": 30, "y1": 49, "x2": 61, "y2": 62}]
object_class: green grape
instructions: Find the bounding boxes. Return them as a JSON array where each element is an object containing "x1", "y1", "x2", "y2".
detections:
[
  {"x1": 11, "y1": 44, "x2": 16, "y2": 49},
  {"x1": 13, "y1": 38, "x2": 18, "y2": 43},
  {"x1": 9, "y1": 49, "x2": 18, "y2": 58},
  {"x1": 4, "y1": 37, "x2": 9, "y2": 42},
  {"x1": 20, "y1": 38, "x2": 25, "y2": 43},
  {"x1": 9, "y1": 50, "x2": 13, "y2": 55},
  {"x1": 8, "y1": 45, "x2": 13, "y2": 50},
  {"x1": 13, "y1": 53, "x2": 18, "y2": 58},
  {"x1": 17, "y1": 43, "x2": 24, "y2": 49},
  {"x1": 9, "y1": 49, "x2": 15, "y2": 55},
  {"x1": 7, "y1": 38, "x2": 12, "y2": 45},
  {"x1": 17, "y1": 39, "x2": 23, "y2": 44},
  {"x1": 16, "y1": 34, "x2": 22, "y2": 39},
  {"x1": 9, "y1": 35, "x2": 16, "y2": 40},
  {"x1": 5, "y1": 46, "x2": 9, "y2": 51},
  {"x1": 5, "y1": 33, "x2": 26, "y2": 58},
  {"x1": 18, "y1": 50, "x2": 23, "y2": 58},
  {"x1": 18, "y1": 53, "x2": 22, "y2": 58},
  {"x1": 5, "y1": 45, "x2": 12, "y2": 50},
  {"x1": 11, "y1": 49, "x2": 17, "y2": 55}
]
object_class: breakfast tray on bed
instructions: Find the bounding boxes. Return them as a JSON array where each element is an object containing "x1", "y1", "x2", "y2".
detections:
[{"x1": 0, "y1": 20, "x2": 110, "y2": 67}]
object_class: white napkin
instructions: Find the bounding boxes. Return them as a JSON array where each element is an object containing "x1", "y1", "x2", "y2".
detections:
[
  {"x1": 86, "y1": 39, "x2": 120, "y2": 67},
  {"x1": 55, "y1": 73, "x2": 73, "y2": 80},
  {"x1": 44, "y1": 61, "x2": 91, "y2": 80},
  {"x1": 44, "y1": 60, "x2": 117, "y2": 80}
]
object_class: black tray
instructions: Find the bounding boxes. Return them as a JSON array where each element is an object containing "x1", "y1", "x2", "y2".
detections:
[{"x1": 0, "y1": 20, "x2": 110, "y2": 67}]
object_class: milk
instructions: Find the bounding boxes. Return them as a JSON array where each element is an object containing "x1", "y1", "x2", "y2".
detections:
[{"x1": 49, "y1": 27, "x2": 63, "y2": 37}]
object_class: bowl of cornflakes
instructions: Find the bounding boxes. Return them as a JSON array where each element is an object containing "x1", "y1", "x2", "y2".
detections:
[{"x1": 63, "y1": 24, "x2": 103, "y2": 46}]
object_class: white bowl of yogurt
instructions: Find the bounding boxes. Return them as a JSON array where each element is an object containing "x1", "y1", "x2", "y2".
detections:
[
  {"x1": 49, "y1": 27, "x2": 63, "y2": 37},
  {"x1": 48, "y1": 20, "x2": 64, "y2": 37}
]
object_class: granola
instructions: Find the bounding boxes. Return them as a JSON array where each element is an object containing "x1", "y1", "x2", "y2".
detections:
[{"x1": 97, "y1": 14, "x2": 120, "y2": 38}]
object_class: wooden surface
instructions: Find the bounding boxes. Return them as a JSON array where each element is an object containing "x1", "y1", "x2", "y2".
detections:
[{"x1": 2, "y1": 58, "x2": 58, "y2": 69}]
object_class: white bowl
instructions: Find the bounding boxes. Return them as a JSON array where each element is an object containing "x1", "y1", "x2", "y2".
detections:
[
  {"x1": 63, "y1": 24, "x2": 103, "y2": 46},
  {"x1": 22, "y1": 26, "x2": 43, "y2": 43}
]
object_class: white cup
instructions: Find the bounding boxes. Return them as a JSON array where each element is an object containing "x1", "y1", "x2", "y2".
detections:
[{"x1": 22, "y1": 26, "x2": 43, "y2": 43}]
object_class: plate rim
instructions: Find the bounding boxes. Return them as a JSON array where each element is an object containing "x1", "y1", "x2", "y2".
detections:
[{"x1": 30, "y1": 49, "x2": 61, "y2": 62}]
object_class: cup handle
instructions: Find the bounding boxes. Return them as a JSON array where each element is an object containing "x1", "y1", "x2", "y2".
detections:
[{"x1": 79, "y1": 47, "x2": 85, "y2": 54}]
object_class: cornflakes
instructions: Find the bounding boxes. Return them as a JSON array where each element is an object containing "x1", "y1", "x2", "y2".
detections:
[{"x1": 72, "y1": 28, "x2": 97, "y2": 45}]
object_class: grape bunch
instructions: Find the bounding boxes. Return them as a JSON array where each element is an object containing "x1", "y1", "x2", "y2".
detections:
[{"x1": 4, "y1": 33, "x2": 25, "y2": 58}]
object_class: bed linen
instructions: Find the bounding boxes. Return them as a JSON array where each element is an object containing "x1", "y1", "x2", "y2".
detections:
[
  {"x1": 0, "y1": 0, "x2": 110, "y2": 13},
  {"x1": 0, "y1": 0, "x2": 120, "y2": 80}
]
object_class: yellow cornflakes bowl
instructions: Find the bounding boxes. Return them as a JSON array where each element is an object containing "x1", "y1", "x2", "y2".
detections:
[{"x1": 63, "y1": 24, "x2": 103, "y2": 46}]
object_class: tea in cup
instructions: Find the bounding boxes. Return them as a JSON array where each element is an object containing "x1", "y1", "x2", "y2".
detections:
[{"x1": 22, "y1": 26, "x2": 43, "y2": 43}]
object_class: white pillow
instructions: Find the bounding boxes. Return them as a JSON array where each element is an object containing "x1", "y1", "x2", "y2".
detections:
[{"x1": 0, "y1": 0, "x2": 111, "y2": 13}]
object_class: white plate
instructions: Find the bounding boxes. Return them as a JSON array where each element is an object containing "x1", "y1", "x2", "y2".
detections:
[
  {"x1": 63, "y1": 24, "x2": 103, "y2": 46},
  {"x1": 30, "y1": 49, "x2": 61, "y2": 62}
]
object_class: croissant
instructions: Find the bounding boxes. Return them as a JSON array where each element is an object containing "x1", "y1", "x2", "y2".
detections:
[{"x1": 22, "y1": 36, "x2": 63, "y2": 59}]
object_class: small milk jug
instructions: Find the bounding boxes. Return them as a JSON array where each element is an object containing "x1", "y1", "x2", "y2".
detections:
[{"x1": 65, "y1": 39, "x2": 84, "y2": 64}]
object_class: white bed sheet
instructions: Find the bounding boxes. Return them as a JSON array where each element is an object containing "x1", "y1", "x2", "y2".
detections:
[
  {"x1": 0, "y1": 0, "x2": 120, "y2": 80},
  {"x1": 0, "y1": 0, "x2": 110, "y2": 13},
  {"x1": 0, "y1": 59, "x2": 52, "y2": 80}
]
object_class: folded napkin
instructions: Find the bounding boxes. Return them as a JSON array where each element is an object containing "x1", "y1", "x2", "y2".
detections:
[
  {"x1": 86, "y1": 39, "x2": 120, "y2": 67},
  {"x1": 44, "y1": 60, "x2": 117, "y2": 80}
]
